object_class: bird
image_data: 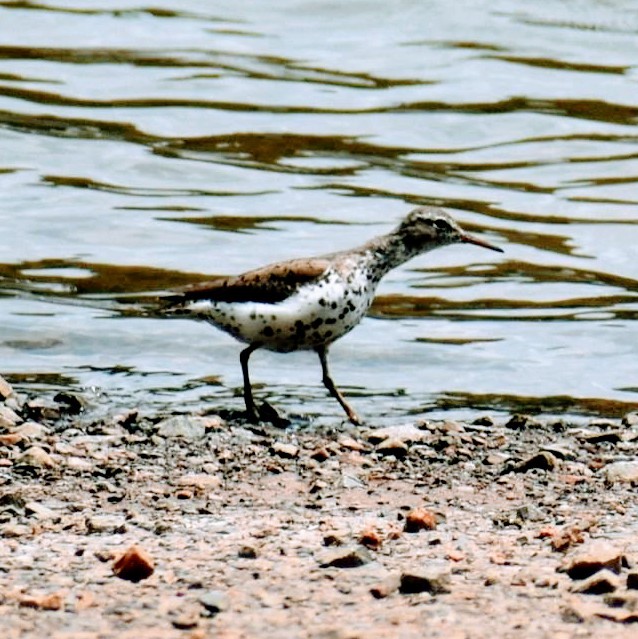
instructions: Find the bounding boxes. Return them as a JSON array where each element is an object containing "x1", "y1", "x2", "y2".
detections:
[{"x1": 165, "y1": 206, "x2": 503, "y2": 424}]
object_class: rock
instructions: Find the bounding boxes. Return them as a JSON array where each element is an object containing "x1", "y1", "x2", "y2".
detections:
[
  {"x1": 376, "y1": 438, "x2": 408, "y2": 458},
  {"x1": 0, "y1": 433, "x2": 23, "y2": 446},
  {"x1": 14, "y1": 421, "x2": 49, "y2": 439},
  {"x1": 0, "y1": 375, "x2": 13, "y2": 399},
  {"x1": 25, "y1": 501, "x2": 56, "y2": 520},
  {"x1": 238, "y1": 545, "x2": 258, "y2": 559},
  {"x1": 156, "y1": 415, "x2": 210, "y2": 439},
  {"x1": 622, "y1": 412, "x2": 638, "y2": 428},
  {"x1": 176, "y1": 474, "x2": 221, "y2": 492},
  {"x1": 112, "y1": 545, "x2": 154, "y2": 582},
  {"x1": 319, "y1": 545, "x2": 373, "y2": 569},
  {"x1": 404, "y1": 508, "x2": 437, "y2": 533},
  {"x1": 579, "y1": 430, "x2": 623, "y2": 444},
  {"x1": 370, "y1": 574, "x2": 401, "y2": 599},
  {"x1": 0, "y1": 405, "x2": 22, "y2": 428},
  {"x1": 627, "y1": 572, "x2": 638, "y2": 590},
  {"x1": 560, "y1": 541, "x2": 624, "y2": 579},
  {"x1": 571, "y1": 569, "x2": 620, "y2": 595},
  {"x1": 24, "y1": 399, "x2": 61, "y2": 422},
  {"x1": 19, "y1": 593, "x2": 64, "y2": 610},
  {"x1": 16, "y1": 446, "x2": 57, "y2": 469},
  {"x1": 358, "y1": 527, "x2": 382, "y2": 550},
  {"x1": 86, "y1": 515, "x2": 126, "y2": 534},
  {"x1": 53, "y1": 391, "x2": 85, "y2": 414},
  {"x1": 271, "y1": 442, "x2": 298, "y2": 459},
  {"x1": 365, "y1": 423, "x2": 429, "y2": 445},
  {"x1": 198, "y1": 590, "x2": 229, "y2": 615},
  {"x1": 399, "y1": 565, "x2": 451, "y2": 594},
  {"x1": 505, "y1": 414, "x2": 540, "y2": 430},
  {"x1": 605, "y1": 461, "x2": 638, "y2": 484},
  {"x1": 310, "y1": 447, "x2": 330, "y2": 462},
  {"x1": 512, "y1": 451, "x2": 558, "y2": 473}
]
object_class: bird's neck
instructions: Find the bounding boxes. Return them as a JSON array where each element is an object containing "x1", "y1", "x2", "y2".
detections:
[{"x1": 357, "y1": 231, "x2": 433, "y2": 281}]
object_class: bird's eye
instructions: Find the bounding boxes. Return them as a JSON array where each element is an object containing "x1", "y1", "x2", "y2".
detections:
[{"x1": 434, "y1": 219, "x2": 450, "y2": 231}]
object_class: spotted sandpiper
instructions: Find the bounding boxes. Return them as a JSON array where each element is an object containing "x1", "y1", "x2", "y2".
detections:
[{"x1": 167, "y1": 206, "x2": 503, "y2": 424}]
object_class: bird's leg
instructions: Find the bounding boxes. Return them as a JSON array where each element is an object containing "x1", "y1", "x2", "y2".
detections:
[
  {"x1": 240, "y1": 344, "x2": 260, "y2": 423},
  {"x1": 316, "y1": 345, "x2": 362, "y2": 425}
]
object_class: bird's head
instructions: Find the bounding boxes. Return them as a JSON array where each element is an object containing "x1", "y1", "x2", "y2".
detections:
[{"x1": 396, "y1": 206, "x2": 503, "y2": 254}]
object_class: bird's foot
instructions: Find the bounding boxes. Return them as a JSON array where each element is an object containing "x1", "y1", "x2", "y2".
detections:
[
  {"x1": 259, "y1": 401, "x2": 291, "y2": 428},
  {"x1": 347, "y1": 409, "x2": 363, "y2": 426}
]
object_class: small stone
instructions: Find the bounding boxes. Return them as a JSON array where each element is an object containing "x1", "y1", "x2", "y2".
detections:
[
  {"x1": 14, "y1": 421, "x2": 49, "y2": 439},
  {"x1": 404, "y1": 508, "x2": 437, "y2": 533},
  {"x1": 627, "y1": 573, "x2": 638, "y2": 590},
  {"x1": 198, "y1": 590, "x2": 228, "y2": 615},
  {"x1": 622, "y1": 412, "x2": 638, "y2": 428},
  {"x1": 365, "y1": 423, "x2": 429, "y2": 445},
  {"x1": 399, "y1": 565, "x2": 451, "y2": 595},
  {"x1": 112, "y1": 545, "x2": 154, "y2": 582},
  {"x1": 176, "y1": 474, "x2": 221, "y2": 492},
  {"x1": 0, "y1": 433, "x2": 23, "y2": 446},
  {"x1": 87, "y1": 515, "x2": 126, "y2": 534},
  {"x1": 571, "y1": 569, "x2": 620, "y2": 595},
  {"x1": 0, "y1": 405, "x2": 22, "y2": 428},
  {"x1": 376, "y1": 438, "x2": 408, "y2": 458},
  {"x1": 513, "y1": 451, "x2": 558, "y2": 473},
  {"x1": 271, "y1": 442, "x2": 298, "y2": 459},
  {"x1": 319, "y1": 545, "x2": 373, "y2": 569},
  {"x1": 605, "y1": 461, "x2": 638, "y2": 484},
  {"x1": 338, "y1": 436, "x2": 366, "y2": 451},
  {"x1": 370, "y1": 574, "x2": 401, "y2": 599},
  {"x1": 66, "y1": 456, "x2": 93, "y2": 472},
  {"x1": 505, "y1": 414, "x2": 540, "y2": 430},
  {"x1": 24, "y1": 399, "x2": 61, "y2": 422},
  {"x1": 156, "y1": 415, "x2": 208, "y2": 439},
  {"x1": 238, "y1": 545, "x2": 258, "y2": 559},
  {"x1": 579, "y1": 430, "x2": 623, "y2": 444},
  {"x1": 560, "y1": 541, "x2": 624, "y2": 579},
  {"x1": 0, "y1": 375, "x2": 13, "y2": 399},
  {"x1": 310, "y1": 447, "x2": 330, "y2": 462},
  {"x1": 19, "y1": 593, "x2": 64, "y2": 610},
  {"x1": 358, "y1": 527, "x2": 382, "y2": 550},
  {"x1": 16, "y1": 446, "x2": 57, "y2": 469},
  {"x1": 25, "y1": 501, "x2": 56, "y2": 520},
  {"x1": 53, "y1": 391, "x2": 85, "y2": 414}
]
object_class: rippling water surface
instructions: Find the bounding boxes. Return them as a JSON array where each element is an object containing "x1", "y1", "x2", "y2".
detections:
[{"x1": 1, "y1": 0, "x2": 637, "y2": 423}]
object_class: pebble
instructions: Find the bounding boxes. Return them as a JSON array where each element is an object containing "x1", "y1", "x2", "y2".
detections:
[
  {"x1": 14, "y1": 421, "x2": 49, "y2": 439},
  {"x1": 365, "y1": 423, "x2": 429, "y2": 445},
  {"x1": 370, "y1": 574, "x2": 401, "y2": 599},
  {"x1": 399, "y1": 565, "x2": 451, "y2": 595},
  {"x1": 176, "y1": 473, "x2": 222, "y2": 491},
  {"x1": 319, "y1": 545, "x2": 373, "y2": 569},
  {"x1": 0, "y1": 405, "x2": 22, "y2": 428},
  {"x1": 622, "y1": 412, "x2": 638, "y2": 428},
  {"x1": 605, "y1": 461, "x2": 638, "y2": 484},
  {"x1": 25, "y1": 501, "x2": 57, "y2": 520},
  {"x1": 505, "y1": 414, "x2": 541, "y2": 430},
  {"x1": 24, "y1": 399, "x2": 61, "y2": 422},
  {"x1": 156, "y1": 415, "x2": 209, "y2": 439},
  {"x1": 198, "y1": 590, "x2": 229, "y2": 615},
  {"x1": 19, "y1": 592, "x2": 64, "y2": 610},
  {"x1": 16, "y1": 446, "x2": 57, "y2": 469},
  {"x1": 627, "y1": 573, "x2": 638, "y2": 590},
  {"x1": 560, "y1": 541, "x2": 624, "y2": 579},
  {"x1": 86, "y1": 515, "x2": 126, "y2": 534},
  {"x1": 570, "y1": 569, "x2": 620, "y2": 595},
  {"x1": 112, "y1": 544, "x2": 155, "y2": 582},
  {"x1": 271, "y1": 442, "x2": 299, "y2": 459},
  {"x1": 0, "y1": 375, "x2": 13, "y2": 399},
  {"x1": 376, "y1": 438, "x2": 408, "y2": 458},
  {"x1": 404, "y1": 508, "x2": 437, "y2": 533},
  {"x1": 513, "y1": 451, "x2": 558, "y2": 473}
]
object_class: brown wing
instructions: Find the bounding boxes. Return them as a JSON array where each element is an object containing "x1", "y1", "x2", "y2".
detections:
[{"x1": 170, "y1": 257, "x2": 331, "y2": 305}]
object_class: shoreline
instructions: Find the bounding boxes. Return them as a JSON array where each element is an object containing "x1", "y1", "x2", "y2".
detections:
[{"x1": 2, "y1": 375, "x2": 638, "y2": 638}]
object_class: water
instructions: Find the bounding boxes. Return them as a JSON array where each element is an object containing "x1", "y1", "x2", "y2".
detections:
[{"x1": 1, "y1": 0, "x2": 637, "y2": 424}]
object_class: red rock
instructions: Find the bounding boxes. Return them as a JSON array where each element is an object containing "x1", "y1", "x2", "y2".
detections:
[
  {"x1": 560, "y1": 541, "x2": 624, "y2": 579},
  {"x1": 112, "y1": 545, "x2": 154, "y2": 583},
  {"x1": 20, "y1": 592, "x2": 64, "y2": 610},
  {"x1": 358, "y1": 527, "x2": 382, "y2": 550},
  {"x1": 404, "y1": 508, "x2": 437, "y2": 533},
  {"x1": 0, "y1": 375, "x2": 13, "y2": 399}
]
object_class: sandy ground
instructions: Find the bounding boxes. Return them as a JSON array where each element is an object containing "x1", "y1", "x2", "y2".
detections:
[{"x1": 2, "y1": 374, "x2": 638, "y2": 638}]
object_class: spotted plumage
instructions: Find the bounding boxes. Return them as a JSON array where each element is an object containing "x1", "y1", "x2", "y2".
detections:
[{"x1": 166, "y1": 206, "x2": 503, "y2": 424}]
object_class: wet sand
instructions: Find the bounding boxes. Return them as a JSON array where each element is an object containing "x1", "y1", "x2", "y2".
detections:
[{"x1": 2, "y1": 375, "x2": 638, "y2": 638}]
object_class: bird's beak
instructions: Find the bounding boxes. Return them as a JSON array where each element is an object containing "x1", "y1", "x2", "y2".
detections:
[{"x1": 461, "y1": 233, "x2": 504, "y2": 253}]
